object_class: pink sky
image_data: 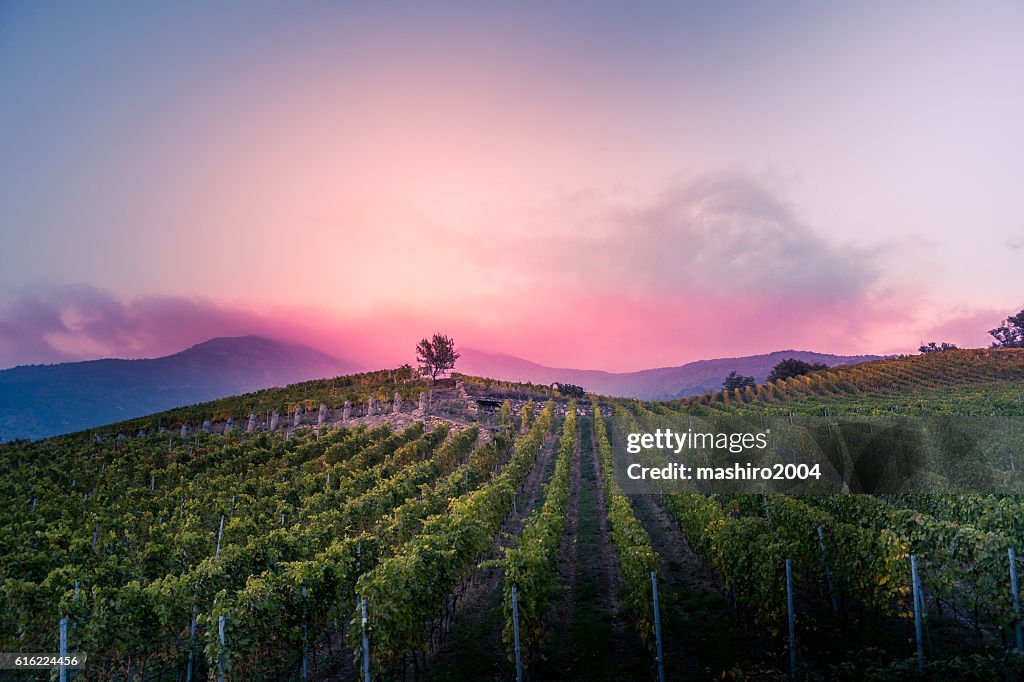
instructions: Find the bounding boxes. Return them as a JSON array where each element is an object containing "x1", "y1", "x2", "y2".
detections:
[{"x1": 1, "y1": 3, "x2": 1022, "y2": 371}]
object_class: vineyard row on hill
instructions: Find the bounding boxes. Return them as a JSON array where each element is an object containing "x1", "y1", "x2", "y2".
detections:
[
  {"x1": 500, "y1": 401, "x2": 576, "y2": 669},
  {"x1": 679, "y1": 349, "x2": 1024, "y2": 413},
  {"x1": 350, "y1": 401, "x2": 555, "y2": 678}
]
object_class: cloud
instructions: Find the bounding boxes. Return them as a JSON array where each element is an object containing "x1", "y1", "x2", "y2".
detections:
[
  {"x1": 0, "y1": 284, "x2": 266, "y2": 367},
  {"x1": 0, "y1": 282, "x2": 528, "y2": 371},
  {"x1": 486, "y1": 172, "x2": 880, "y2": 303},
  {"x1": 917, "y1": 307, "x2": 1018, "y2": 350},
  {"x1": 0, "y1": 174, "x2": 985, "y2": 373},
  {"x1": 0, "y1": 278, "x2": 997, "y2": 375},
  {"x1": 1009, "y1": 234, "x2": 1024, "y2": 251}
]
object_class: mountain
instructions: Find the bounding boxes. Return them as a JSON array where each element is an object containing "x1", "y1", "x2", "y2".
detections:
[
  {"x1": 0, "y1": 337, "x2": 883, "y2": 441},
  {"x1": 0, "y1": 336, "x2": 359, "y2": 441},
  {"x1": 456, "y1": 348, "x2": 885, "y2": 401}
]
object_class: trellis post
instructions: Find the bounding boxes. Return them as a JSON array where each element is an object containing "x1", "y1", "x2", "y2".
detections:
[
  {"x1": 59, "y1": 617, "x2": 68, "y2": 682},
  {"x1": 186, "y1": 604, "x2": 197, "y2": 682},
  {"x1": 786, "y1": 559, "x2": 797, "y2": 677},
  {"x1": 302, "y1": 586, "x2": 309, "y2": 678},
  {"x1": 911, "y1": 555, "x2": 924, "y2": 671},
  {"x1": 1010, "y1": 547, "x2": 1023, "y2": 652},
  {"x1": 816, "y1": 527, "x2": 839, "y2": 616},
  {"x1": 215, "y1": 514, "x2": 225, "y2": 559},
  {"x1": 512, "y1": 587, "x2": 523, "y2": 682},
  {"x1": 651, "y1": 572, "x2": 665, "y2": 682},
  {"x1": 361, "y1": 598, "x2": 371, "y2": 682},
  {"x1": 218, "y1": 615, "x2": 227, "y2": 682}
]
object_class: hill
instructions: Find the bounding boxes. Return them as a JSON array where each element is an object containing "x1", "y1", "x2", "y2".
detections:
[
  {"x1": 457, "y1": 347, "x2": 884, "y2": 400},
  {"x1": 3, "y1": 352, "x2": 1024, "y2": 680},
  {"x1": 0, "y1": 336, "x2": 359, "y2": 440},
  {"x1": 684, "y1": 347, "x2": 1024, "y2": 411}
]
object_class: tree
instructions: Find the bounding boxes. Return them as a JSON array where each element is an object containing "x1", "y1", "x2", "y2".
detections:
[
  {"x1": 990, "y1": 309, "x2": 1024, "y2": 348},
  {"x1": 919, "y1": 341, "x2": 959, "y2": 354},
  {"x1": 415, "y1": 334, "x2": 460, "y2": 379},
  {"x1": 767, "y1": 358, "x2": 828, "y2": 383},
  {"x1": 722, "y1": 371, "x2": 755, "y2": 391},
  {"x1": 553, "y1": 382, "x2": 585, "y2": 397}
]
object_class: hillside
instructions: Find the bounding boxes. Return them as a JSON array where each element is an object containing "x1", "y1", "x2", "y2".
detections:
[
  {"x1": 3, "y1": 351, "x2": 1024, "y2": 680},
  {"x1": 685, "y1": 347, "x2": 1024, "y2": 414},
  {"x1": 0, "y1": 336, "x2": 359, "y2": 441},
  {"x1": 59, "y1": 349, "x2": 1024, "y2": 444},
  {"x1": 457, "y1": 347, "x2": 884, "y2": 400}
]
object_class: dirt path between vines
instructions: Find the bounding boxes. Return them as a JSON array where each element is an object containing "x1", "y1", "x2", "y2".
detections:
[
  {"x1": 535, "y1": 416, "x2": 650, "y2": 681},
  {"x1": 531, "y1": 418, "x2": 582, "y2": 679},
  {"x1": 630, "y1": 492, "x2": 783, "y2": 680},
  {"x1": 423, "y1": 427, "x2": 561, "y2": 681}
]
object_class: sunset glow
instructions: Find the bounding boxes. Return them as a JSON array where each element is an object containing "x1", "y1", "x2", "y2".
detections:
[{"x1": 2, "y1": 2, "x2": 1022, "y2": 370}]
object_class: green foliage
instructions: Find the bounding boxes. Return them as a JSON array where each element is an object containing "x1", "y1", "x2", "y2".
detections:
[
  {"x1": 0, "y1": 368, "x2": 485, "y2": 679},
  {"x1": 82, "y1": 367, "x2": 426, "y2": 439},
  {"x1": 680, "y1": 349, "x2": 1024, "y2": 413},
  {"x1": 592, "y1": 406, "x2": 660, "y2": 650},
  {"x1": 197, "y1": 423, "x2": 487, "y2": 678},
  {"x1": 8, "y1": 351, "x2": 1024, "y2": 678},
  {"x1": 349, "y1": 401, "x2": 554, "y2": 675},
  {"x1": 499, "y1": 399, "x2": 513, "y2": 428},
  {"x1": 620, "y1": 399, "x2": 1024, "y2": 641},
  {"x1": 501, "y1": 401, "x2": 576, "y2": 669},
  {"x1": 521, "y1": 400, "x2": 535, "y2": 432}
]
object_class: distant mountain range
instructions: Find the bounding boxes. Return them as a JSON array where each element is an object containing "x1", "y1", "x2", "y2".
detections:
[
  {"x1": 456, "y1": 348, "x2": 885, "y2": 401},
  {"x1": 0, "y1": 336, "x2": 359, "y2": 441},
  {"x1": 0, "y1": 336, "x2": 883, "y2": 441}
]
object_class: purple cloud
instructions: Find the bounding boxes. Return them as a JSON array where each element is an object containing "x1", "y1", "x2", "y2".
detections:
[{"x1": 0, "y1": 284, "x2": 265, "y2": 368}]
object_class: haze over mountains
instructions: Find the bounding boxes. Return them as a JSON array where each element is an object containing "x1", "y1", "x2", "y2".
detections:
[
  {"x1": 0, "y1": 336, "x2": 882, "y2": 441},
  {"x1": 457, "y1": 348, "x2": 884, "y2": 401},
  {"x1": 0, "y1": 337, "x2": 359, "y2": 441}
]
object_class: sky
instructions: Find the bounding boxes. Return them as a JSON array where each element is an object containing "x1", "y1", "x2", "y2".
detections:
[{"x1": 1, "y1": 1, "x2": 1022, "y2": 372}]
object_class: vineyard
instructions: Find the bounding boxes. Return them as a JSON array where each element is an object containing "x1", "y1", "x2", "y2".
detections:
[
  {"x1": 2, "y1": 350, "x2": 1024, "y2": 680},
  {"x1": 678, "y1": 349, "x2": 1024, "y2": 416}
]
